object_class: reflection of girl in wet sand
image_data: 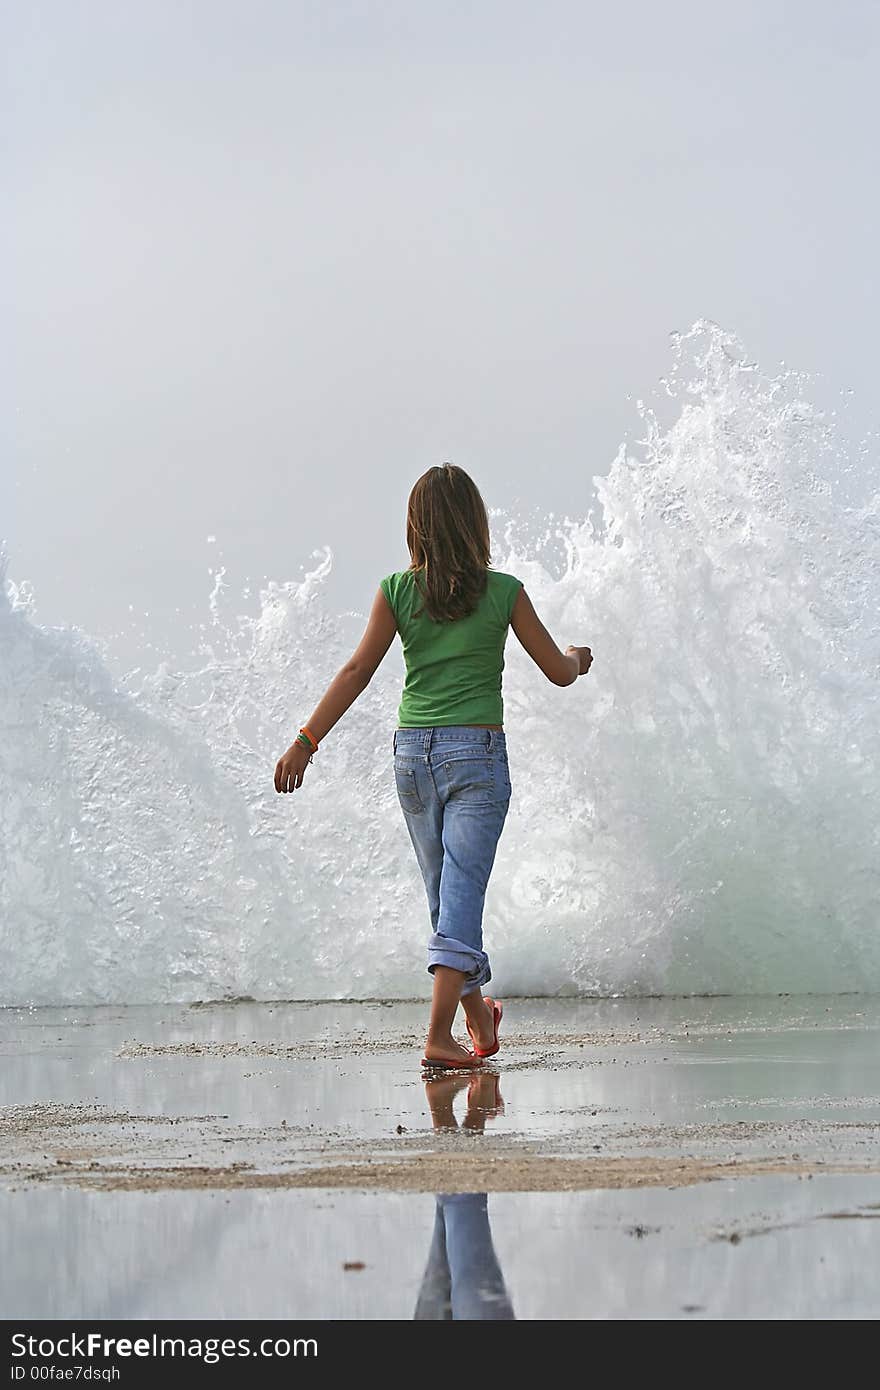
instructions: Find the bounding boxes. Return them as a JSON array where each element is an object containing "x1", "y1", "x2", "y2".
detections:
[{"x1": 414, "y1": 1073, "x2": 515, "y2": 1320}]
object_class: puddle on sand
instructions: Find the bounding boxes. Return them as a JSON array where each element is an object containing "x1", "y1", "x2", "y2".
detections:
[
  {"x1": 2, "y1": 1175, "x2": 880, "y2": 1319},
  {"x1": 3, "y1": 997, "x2": 880, "y2": 1318}
]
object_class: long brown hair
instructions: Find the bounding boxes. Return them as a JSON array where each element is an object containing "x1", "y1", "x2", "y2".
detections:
[{"x1": 405, "y1": 464, "x2": 491, "y2": 623}]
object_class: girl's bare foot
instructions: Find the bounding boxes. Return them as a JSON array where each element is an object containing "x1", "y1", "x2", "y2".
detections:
[
  {"x1": 422, "y1": 1032, "x2": 481, "y2": 1066},
  {"x1": 460, "y1": 993, "x2": 498, "y2": 1051}
]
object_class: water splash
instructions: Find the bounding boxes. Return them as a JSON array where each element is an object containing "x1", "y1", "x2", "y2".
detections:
[{"x1": 2, "y1": 322, "x2": 878, "y2": 1004}]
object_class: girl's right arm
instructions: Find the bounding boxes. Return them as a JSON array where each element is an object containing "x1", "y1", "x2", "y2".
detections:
[
  {"x1": 274, "y1": 586, "x2": 397, "y2": 793},
  {"x1": 509, "y1": 587, "x2": 592, "y2": 686}
]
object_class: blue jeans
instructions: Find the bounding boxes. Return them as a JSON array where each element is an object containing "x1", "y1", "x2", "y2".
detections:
[{"x1": 393, "y1": 726, "x2": 512, "y2": 995}]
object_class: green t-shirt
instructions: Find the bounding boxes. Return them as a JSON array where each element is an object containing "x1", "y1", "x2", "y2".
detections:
[{"x1": 379, "y1": 568, "x2": 523, "y2": 727}]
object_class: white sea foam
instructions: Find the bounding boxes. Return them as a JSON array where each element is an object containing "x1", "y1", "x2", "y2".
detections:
[{"x1": 2, "y1": 322, "x2": 878, "y2": 1004}]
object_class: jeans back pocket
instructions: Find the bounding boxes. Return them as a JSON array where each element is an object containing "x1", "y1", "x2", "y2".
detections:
[
  {"x1": 394, "y1": 764, "x2": 425, "y2": 815},
  {"x1": 444, "y1": 753, "x2": 511, "y2": 806}
]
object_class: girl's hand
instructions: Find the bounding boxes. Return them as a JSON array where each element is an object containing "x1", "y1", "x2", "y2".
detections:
[
  {"x1": 274, "y1": 741, "x2": 312, "y2": 793},
  {"x1": 566, "y1": 644, "x2": 593, "y2": 676}
]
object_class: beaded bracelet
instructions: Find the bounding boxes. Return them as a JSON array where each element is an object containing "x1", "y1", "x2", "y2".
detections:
[{"x1": 296, "y1": 726, "x2": 319, "y2": 762}]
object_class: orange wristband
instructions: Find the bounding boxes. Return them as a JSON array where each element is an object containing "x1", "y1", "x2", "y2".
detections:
[{"x1": 299, "y1": 726, "x2": 319, "y2": 752}]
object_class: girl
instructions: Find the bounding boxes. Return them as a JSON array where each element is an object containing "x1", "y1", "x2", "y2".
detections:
[{"x1": 274, "y1": 464, "x2": 592, "y2": 1069}]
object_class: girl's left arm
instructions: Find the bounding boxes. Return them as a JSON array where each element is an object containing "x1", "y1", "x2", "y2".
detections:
[{"x1": 274, "y1": 587, "x2": 397, "y2": 792}]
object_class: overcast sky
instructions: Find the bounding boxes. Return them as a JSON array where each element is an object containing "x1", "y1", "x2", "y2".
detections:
[{"x1": 4, "y1": 1, "x2": 879, "y2": 663}]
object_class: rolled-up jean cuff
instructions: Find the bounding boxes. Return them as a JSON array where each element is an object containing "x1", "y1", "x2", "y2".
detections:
[{"x1": 428, "y1": 936, "x2": 491, "y2": 994}]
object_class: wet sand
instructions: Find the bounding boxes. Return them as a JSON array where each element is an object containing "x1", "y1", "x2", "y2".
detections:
[{"x1": 2, "y1": 996, "x2": 880, "y2": 1317}]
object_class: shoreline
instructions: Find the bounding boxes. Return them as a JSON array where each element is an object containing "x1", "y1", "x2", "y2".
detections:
[{"x1": 5, "y1": 989, "x2": 876, "y2": 1011}]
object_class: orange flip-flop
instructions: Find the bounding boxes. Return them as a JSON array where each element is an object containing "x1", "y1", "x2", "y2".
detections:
[
  {"x1": 465, "y1": 997, "x2": 503, "y2": 1059},
  {"x1": 421, "y1": 1052, "x2": 484, "y2": 1071}
]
